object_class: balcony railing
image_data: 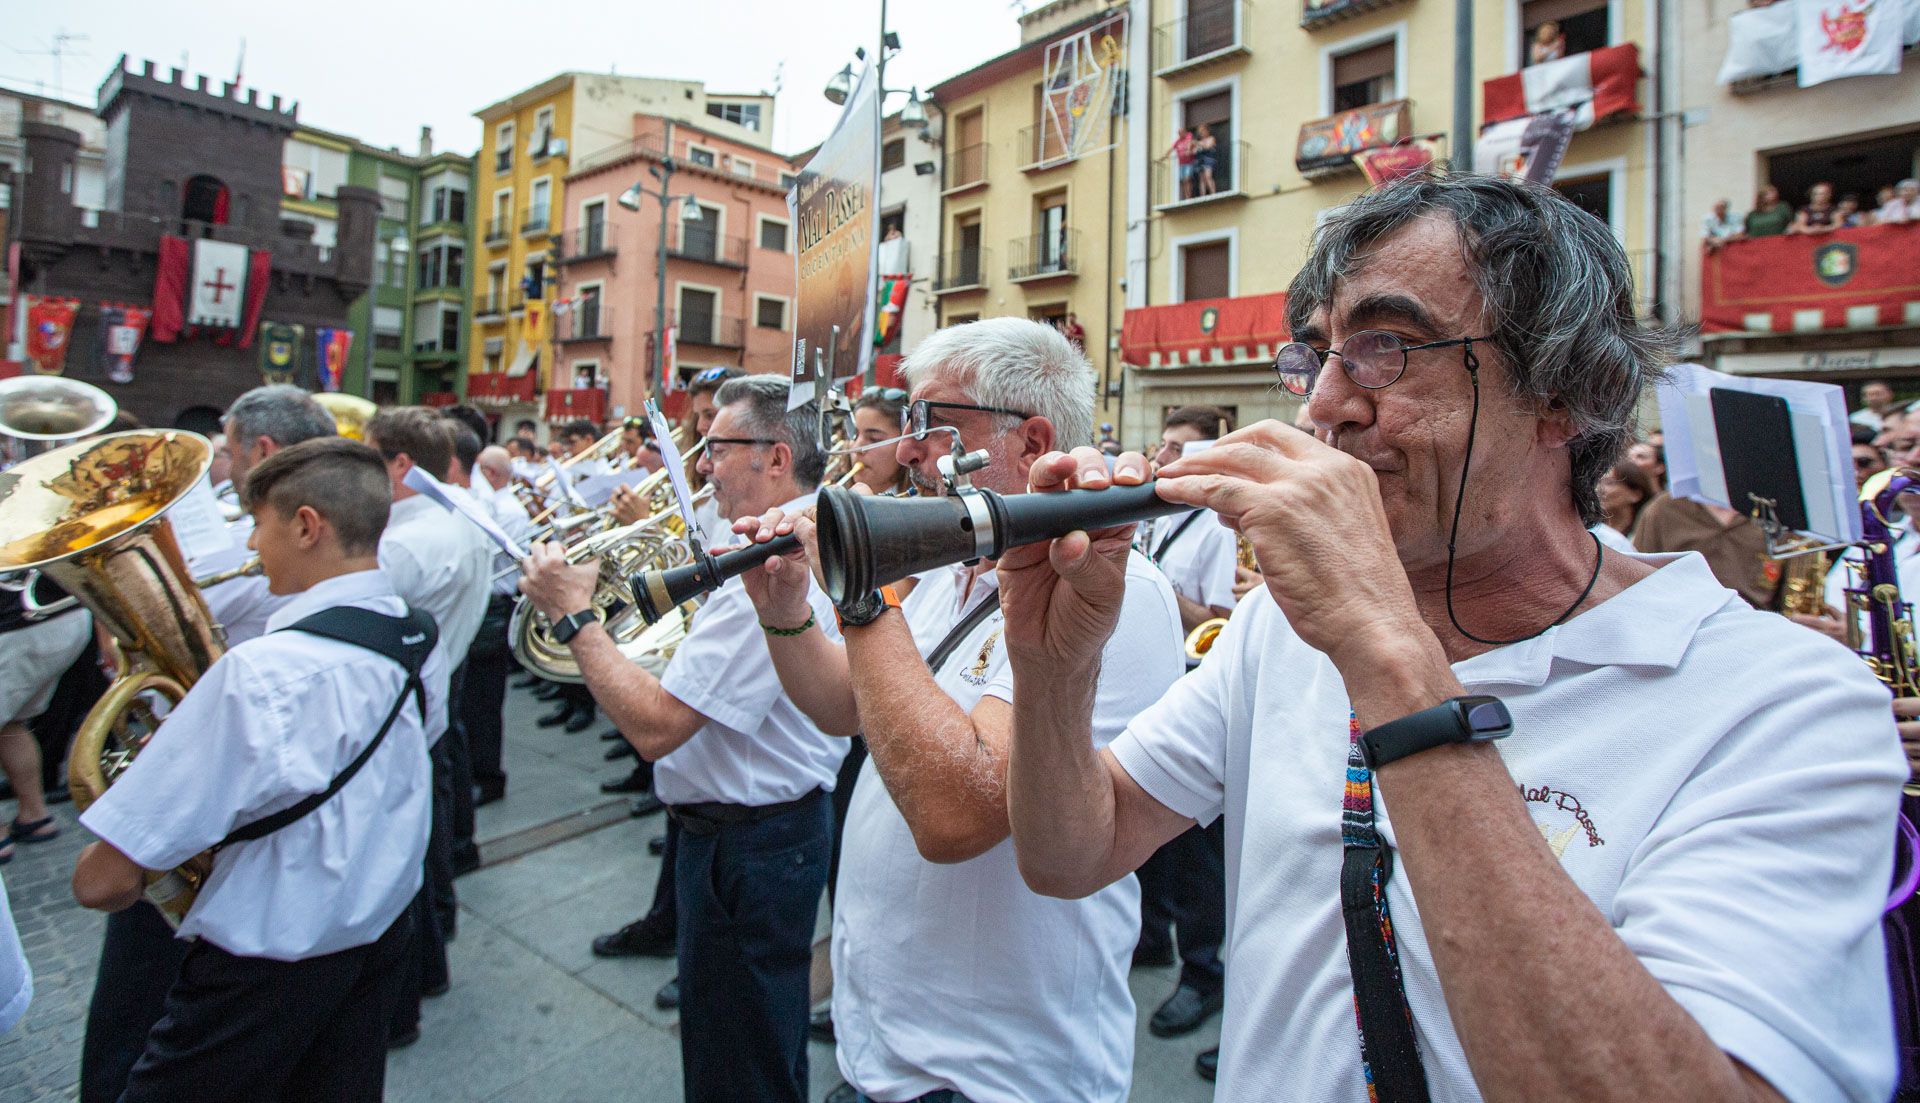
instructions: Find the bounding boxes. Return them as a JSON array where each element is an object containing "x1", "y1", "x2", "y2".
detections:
[
  {"x1": 1009, "y1": 229, "x2": 1080, "y2": 283},
  {"x1": 933, "y1": 247, "x2": 990, "y2": 293},
  {"x1": 1700, "y1": 221, "x2": 1918, "y2": 335},
  {"x1": 522, "y1": 207, "x2": 552, "y2": 237},
  {"x1": 1019, "y1": 124, "x2": 1072, "y2": 171},
  {"x1": 945, "y1": 143, "x2": 989, "y2": 193},
  {"x1": 1153, "y1": 0, "x2": 1249, "y2": 73},
  {"x1": 485, "y1": 217, "x2": 511, "y2": 246},
  {"x1": 1154, "y1": 138, "x2": 1249, "y2": 210},
  {"x1": 557, "y1": 225, "x2": 615, "y2": 263},
  {"x1": 668, "y1": 225, "x2": 749, "y2": 267},
  {"x1": 559, "y1": 305, "x2": 612, "y2": 343},
  {"x1": 475, "y1": 292, "x2": 506, "y2": 318},
  {"x1": 670, "y1": 311, "x2": 747, "y2": 348}
]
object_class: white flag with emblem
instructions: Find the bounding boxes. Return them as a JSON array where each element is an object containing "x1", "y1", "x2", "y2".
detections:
[{"x1": 188, "y1": 239, "x2": 249, "y2": 328}]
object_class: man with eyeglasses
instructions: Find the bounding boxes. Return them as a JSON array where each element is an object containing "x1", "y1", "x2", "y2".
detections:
[
  {"x1": 520, "y1": 375, "x2": 846, "y2": 1103},
  {"x1": 996, "y1": 174, "x2": 1903, "y2": 1101},
  {"x1": 729, "y1": 317, "x2": 1184, "y2": 1103}
]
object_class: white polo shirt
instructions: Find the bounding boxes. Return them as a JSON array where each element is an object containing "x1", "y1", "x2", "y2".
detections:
[
  {"x1": 655, "y1": 494, "x2": 848, "y2": 807},
  {"x1": 475, "y1": 478, "x2": 535, "y2": 598},
  {"x1": 380, "y1": 492, "x2": 493, "y2": 685},
  {"x1": 196, "y1": 513, "x2": 293, "y2": 646},
  {"x1": 1144, "y1": 508, "x2": 1239, "y2": 611},
  {"x1": 1107, "y1": 551, "x2": 1905, "y2": 1102},
  {"x1": 81, "y1": 570, "x2": 448, "y2": 961},
  {"x1": 833, "y1": 551, "x2": 1185, "y2": 1103}
]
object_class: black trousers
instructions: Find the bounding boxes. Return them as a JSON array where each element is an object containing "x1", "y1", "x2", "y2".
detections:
[
  {"x1": 390, "y1": 727, "x2": 455, "y2": 1039},
  {"x1": 462, "y1": 595, "x2": 513, "y2": 793},
  {"x1": 645, "y1": 815, "x2": 679, "y2": 931},
  {"x1": 1136, "y1": 817, "x2": 1227, "y2": 992},
  {"x1": 79, "y1": 901, "x2": 190, "y2": 1103},
  {"x1": 676, "y1": 791, "x2": 831, "y2": 1103},
  {"x1": 120, "y1": 907, "x2": 412, "y2": 1103},
  {"x1": 446, "y1": 661, "x2": 475, "y2": 861}
]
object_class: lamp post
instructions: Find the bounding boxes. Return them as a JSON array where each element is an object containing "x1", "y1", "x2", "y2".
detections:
[
  {"x1": 618, "y1": 121, "x2": 706, "y2": 401},
  {"x1": 362, "y1": 230, "x2": 408, "y2": 400}
]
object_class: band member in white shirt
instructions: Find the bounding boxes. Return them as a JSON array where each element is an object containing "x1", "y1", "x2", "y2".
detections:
[
  {"x1": 364, "y1": 407, "x2": 493, "y2": 1049},
  {"x1": 560, "y1": 419, "x2": 611, "y2": 481},
  {"x1": 521, "y1": 374, "x2": 845, "y2": 1103},
  {"x1": 732, "y1": 318, "x2": 1185, "y2": 1103},
  {"x1": 78, "y1": 383, "x2": 340, "y2": 1103},
  {"x1": 1145, "y1": 406, "x2": 1241, "y2": 634},
  {"x1": 73, "y1": 437, "x2": 448, "y2": 1101},
  {"x1": 467, "y1": 444, "x2": 533, "y2": 808},
  {"x1": 998, "y1": 174, "x2": 1905, "y2": 1101}
]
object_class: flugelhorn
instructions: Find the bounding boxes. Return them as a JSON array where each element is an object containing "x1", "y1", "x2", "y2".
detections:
[{"x1": 313, "y1": 392, "x2": 377, "y2": 442}]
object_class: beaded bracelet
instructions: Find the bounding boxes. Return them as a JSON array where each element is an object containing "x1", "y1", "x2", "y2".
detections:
[{"x1": 761, "y1": 612, "x2": 815, "y2": 637}]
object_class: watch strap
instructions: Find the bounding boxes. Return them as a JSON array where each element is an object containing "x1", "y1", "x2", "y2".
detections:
[
  {"x1": 550, "y1": 608, "x2": 598, "y2": 644},
  {"x1": 835, "y1": 585, "x2": 901, "y2": 630},
  {"x1": 1360, "y1": 696, "x2": 1510, "y2": 770}
]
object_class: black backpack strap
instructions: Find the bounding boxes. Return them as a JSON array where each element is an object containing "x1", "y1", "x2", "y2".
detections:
[
  {"x1": 926, "y1": 592, "x2": 1003, "y2": 676},
  {"x1": 214, "y1": 606, "x2": 437, "y2": 852},
  {"x1": 1151, "y1": 510, "x2": 1204, "y2": 565}
]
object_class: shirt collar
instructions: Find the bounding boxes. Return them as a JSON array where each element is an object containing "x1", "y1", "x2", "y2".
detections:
[
  {"x1": 389, "y1": 494, "x2": 436, "y2": 523},
  {"x1": 264, "y1": 569, "x2": 396, "y2": 633},
  {"x1": 1451, "y1": 552, "x2": 1731, "y2": 688}
]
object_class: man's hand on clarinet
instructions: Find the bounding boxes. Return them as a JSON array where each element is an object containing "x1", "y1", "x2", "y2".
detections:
[
  {"x1": 518, "y1": 541, "x2": 601, "y2": 624},
  {"x1": 732, "y1": 507, "x2": 821, "y2": 629},
  {"x1": 997, "y1": 447, "x2": 1146, "y2": 673}
]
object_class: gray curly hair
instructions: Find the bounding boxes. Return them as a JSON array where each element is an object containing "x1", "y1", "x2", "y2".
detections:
[{"x1": 1287, "y1": 172, "x2": 1680, "y2": 526}]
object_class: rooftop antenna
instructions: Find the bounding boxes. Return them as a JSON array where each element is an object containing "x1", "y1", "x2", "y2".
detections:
[
  {"x1": 233, "y1": 37, "x2": 245, "y2": 85},
  {"x1": 12, "y1": 29, "x2": 90, "y2": 102}
]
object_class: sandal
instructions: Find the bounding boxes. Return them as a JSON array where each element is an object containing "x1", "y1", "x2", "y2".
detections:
[{"x1": 9, "y1": 815, "x2": 58, "y2": 844}]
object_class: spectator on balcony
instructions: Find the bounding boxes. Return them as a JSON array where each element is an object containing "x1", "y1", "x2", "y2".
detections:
[
  {"x1": 1788, "y1": 182, "x2": 1839, "y2": 235},
  {"x1": 1166, "y1": 128, "x2": 1197, "y2": 201},
  {"x1": 1745, "y1": 185, "x2": 1793, "y2": 237},
  {"x1": 1701, "y1": 199, "x2": 1744, "y2": 250},
  {"x1": 1852, "y1": 379, "x2": 1897, "y2": 433},
  {"x1": 1835, "y1": 194, "x2": 1869, "y2": 228},
  {"x1": 1879, "y1": 179, "x2": 1920, "y2": 224},
  {"x1": 1529, "y1": 21, "x2": 1567, "y2": 65},
  {"x1": 1192, "y1": 123, "x2": 1219, "y2": 197}
]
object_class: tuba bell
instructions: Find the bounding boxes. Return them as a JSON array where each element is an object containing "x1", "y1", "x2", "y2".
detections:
[
  {"x1": 313, "y1": 392, "x2": 378, "y2": 442},
  {"x1": 0, "y1": 430, "x2": 225, "y2": 925},
  {"x1": 0, "y1": 375, "x2": 119, "y2": 459}
]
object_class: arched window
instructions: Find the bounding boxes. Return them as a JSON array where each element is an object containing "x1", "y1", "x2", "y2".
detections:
[{"x1": 182, "y1": 175, "x2": 230, "y2": 225}]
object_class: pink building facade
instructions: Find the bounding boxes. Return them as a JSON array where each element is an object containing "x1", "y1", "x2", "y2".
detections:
[{"x1": 555, "y1": 115, "x2": 799, "y2": 418}]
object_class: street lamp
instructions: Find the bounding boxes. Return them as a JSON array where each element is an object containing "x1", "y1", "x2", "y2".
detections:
[{"x1": 616, "y1": 122, "x2": 708, "y2": 398}]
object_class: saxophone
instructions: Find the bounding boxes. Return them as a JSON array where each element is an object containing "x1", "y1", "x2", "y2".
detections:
[
  {"x1": 1182, "y1": 534, "x2": 1257, "y2": 662},
  {"x1": 1847, "y1": 469, "x2": 1920, "y2": 795}
]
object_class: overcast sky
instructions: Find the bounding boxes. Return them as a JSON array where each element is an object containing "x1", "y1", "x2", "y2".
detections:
[{"x1": 4, "y1": 0, "x2": 1024, "y2": 157}]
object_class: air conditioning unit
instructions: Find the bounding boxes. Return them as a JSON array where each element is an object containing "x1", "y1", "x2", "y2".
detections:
[{"x1": 549, "y1": 138, "x2": 568, "y2": 158}]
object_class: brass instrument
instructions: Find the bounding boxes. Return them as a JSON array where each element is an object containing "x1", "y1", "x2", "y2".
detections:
[
  {"x1": 0, "y1": 431, "x2": 223, "y2": 925},
  {"x1": 193, "y1": 556, "x2": 264, "y2": 589},
  {"x1": 313, "y1": 392, "x2": 377, "y2": 442},
  {"x1": 1777, "y1": 540, "x2": 1833, "y2": 619},
  {"x1": 0, "y1": 376, "x2": 121, "y2": 620},
  {"x1": 1182, "y1": 534, "x2": 1257, "y2": 663}
]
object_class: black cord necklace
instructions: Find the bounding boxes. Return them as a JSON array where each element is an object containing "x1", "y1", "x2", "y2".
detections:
[{"x1": 1443, "y1": 341, "x2": 1605, "y2": 647}]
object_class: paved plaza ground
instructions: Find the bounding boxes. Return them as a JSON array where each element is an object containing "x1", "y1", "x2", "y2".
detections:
[{"x1": 0, "y1": 685, "x2": 1219, "y2": 1102}]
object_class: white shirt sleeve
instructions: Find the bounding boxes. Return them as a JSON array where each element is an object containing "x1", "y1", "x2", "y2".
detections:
[
  {"x1": 1186, "y1": 519, "x2": 1241, "y2": 612},
  {"x1": 659, "y1": 582, "x2": 836, "y2": 734},
  {"x1": 1610, "y1": 647, "x2": 1906, "y2": 1103},
  {"x1": 378, "y1": 541, "x2": 427, "y2": 614},
  {"x1": 79, "y1": 652, "x2": 288, "y2": 871}
]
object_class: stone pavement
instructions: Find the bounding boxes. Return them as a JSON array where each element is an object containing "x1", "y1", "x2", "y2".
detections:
[{"x1": 0, "y1": 681, "x2": 1220, "y2": 1102}]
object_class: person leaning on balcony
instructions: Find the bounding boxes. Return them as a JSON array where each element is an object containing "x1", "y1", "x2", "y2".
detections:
[
  {"x1": 1192, "y1": 123, "x2": 1219, "y2": 197},
  {"x1": 1879, "y1": 178, "x2": 1920, "y2": 224},
  {"x1": 1702, "y1": 198, "x2": 1745, "y2": 251},
  {"x1": 1166, "y1": 128, "x2": 1197, "y2": 200},
  {"x1": 1789, "y1": 181, "x2": 1839, "y2": 234},
  {"x1": 1744, "y1": 185, "x2": 1793, "y2": 237},
  {"x1": 1529, "y1": 20, "x2": 1567, "y2": 65}
]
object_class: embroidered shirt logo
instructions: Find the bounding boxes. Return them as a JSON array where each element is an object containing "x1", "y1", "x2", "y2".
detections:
[
  {"x1": 1518, "y1": 783, "x2": 1605, "y2": 858},
  {"x1": 960, "y1": 627, "x2": 1003, "y2": 686}
]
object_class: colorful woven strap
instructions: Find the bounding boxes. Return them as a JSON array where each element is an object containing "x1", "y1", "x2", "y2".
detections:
[{"x1": 1341, "y1": 711, "x2": 1431, "y2": 1102}]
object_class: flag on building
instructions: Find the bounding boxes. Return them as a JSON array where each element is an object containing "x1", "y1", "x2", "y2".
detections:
[
  {"x1": 662, "y1": 324, "x2": 679, "y2": 391},
  {"x1": 149, "y1": 235, "x2": 192, "y2": 343},
  {"x1": 96, "y1": 304, "x2": 151, "y2": 384},
  {"x1": 1355, "y1": 137, "x2": 1447, "y2": 186},
  {"x1": 259, "y1": 321, "x2": 304, "y2": 385},
  {"x1": 189, "y1": 239, "x2": 251, "y2": 329},
  {"x1": 24, "y1": 296, "x2": 80, "y2": 375},
  {"x1": 1481, "y1": 43, "x2": 1642, "y2": 130},
  {"x1": 1474, "y1": 110, "x2": 1577, "y2": 184},
  {"x1": 524, "y1": 298, "x2": 547, "y2": 343},
  {"x1": 1797, "y1": 0, "x2": 1903, "y2": 86},
  {"x1": 874, "y1": 276, "x2": 910, "y2": 347},
  {"x1": 314, "y1": 327, "x2": 352, "y2": 392}
]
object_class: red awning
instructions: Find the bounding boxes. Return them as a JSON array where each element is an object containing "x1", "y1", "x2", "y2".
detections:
[
  {"x1": 545, "y1": 387, "x2": 608, "y2": 423},
  {"x1": 466, "y1": 372, "x2": 537, "y2": 405},
  {"x1": 1120, "y1": 292, "x2": 1290, "y2": 369},
  {"x1": 1702, "y1": 222, "x2": 1920, "y2": 334}
]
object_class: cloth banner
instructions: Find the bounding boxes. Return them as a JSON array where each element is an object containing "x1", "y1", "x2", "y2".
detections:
[
  {"x1": 234, "y1": 249, "x2": 271, "y2": 349},
  {"x1": 1039, "y1": 10, "x2": 1129, "y2": 164},
  {"x1": 874, "y1": 276, "x2": 910, "y2": 348},
  {"x1": 1119, "y1": 292, "x2": 1290, "y2": 369},
  {"x1": 259, "y1": 322, "x2": 305, "y2": 385},
  {"x1": 150, "y1": 234, "x2": 191, "y2": 343},
  {"x1": 1797, "y1": 0, "x2": 1904, "y2": 86},
  {"x1": 663, "y1": 325, "x2": 679, "y2": 391},
  {"x1": 314, "y1": 327, "x2": 352, "y2": 392},
  {"x1": 1356, "y1": 137, "x2": 1448, "y2": 186},
  {"x1": 24, "y1": 297, "x2": 80, "y2": 375},
  {"x1": 1481, "y1": 43, "x2": 1641, "y2": 129},
  {"x1": 1474, "y1": 111, "x2": 1578, "y2": 184},
  {"x1": 189, "y1": 239, "x2": 250, "y2": 329},
  {"x1": 96, "y1": 304, "x2": 151, "y2": 384},
  {"x1": 789, "y1": 59, "x2": 880, "y2": 407},
  {"x1": 1699, "y1": 221, "x2": 1920, "y2": 333},
  {"x1": 1718, "y1": 0, "x2": 1919, "y2": 83},
  {"x1": 524, "y1": 299, "x2": 546, "y2": 344}
]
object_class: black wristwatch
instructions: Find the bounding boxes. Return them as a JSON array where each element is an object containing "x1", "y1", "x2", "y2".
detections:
[
  {"x1": 1359, "y1": 695, "x2": 1512, "y2": 770},
  {"x1": 835, "y1": 585, "x2": 901, "y2": 630},
  {"x1": 549, "y1": 608, "x2": 600, "y2": 645}
]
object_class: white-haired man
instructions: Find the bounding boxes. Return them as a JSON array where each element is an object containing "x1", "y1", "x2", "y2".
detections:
[{"x1": 731, "y1": 317, "x2": 1185, "y2": 1103}]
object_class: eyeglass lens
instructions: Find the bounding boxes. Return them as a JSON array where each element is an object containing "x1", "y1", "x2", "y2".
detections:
[{"x1": 1274, "y1": 330, "x2": 1411, "y2": 396}]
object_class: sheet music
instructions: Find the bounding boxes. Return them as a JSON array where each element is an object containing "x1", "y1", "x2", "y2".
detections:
[
  {"x1": 646, "y1": 400, "x2": 705, "y2": 547},
  {"x1": 171, "y1": 477, "x2": 239, "y2": 566},
  {"x1": 573, "y1": 465, "x2": 653, "y2": 508},
  {"x1": 403, "y1": 467, "x2": 530, "y2": 560}
]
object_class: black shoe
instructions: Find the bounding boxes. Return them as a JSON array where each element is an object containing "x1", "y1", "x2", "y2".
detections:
[
  {"x1": 532, "y1": 681, "x2": 562, "y2": 700},
  {"x1": 451, "y1": 843, "x2": 481, "y2": 877},
  {"x1": 535, "y1": 704, "x2": 576, "y2": 728},
  {"x1": 598, "y1": 727, "x2": 624, "y2": 741},
  {"x1": 629, "y1": 793, "x2": 666, "y2": 818},
  {"x1": 1132, "y1": 942, "x2": 1176, "y2": 969},
  {"x1": 601, "y1": 770, "x2": 651, "y2": 794},
  {"x1": 808, "y1": 1005, "x2": 835, "y2": 1044},
  {"x1": 387, "y1": 1026, "x2": 422, "y2": 1050},
  {"x1": 603, "y1": 742, "x2": 637, "y2": 761},
  {"x1": 654, "y1": 976, "x2": 679, "y2": 1010},
  {"x1": 647, "y1": 833, "x2": 666, "y2": 856},
  {"x1": 592, "y1": 918, "x2": 675, "y2": 958},
  {"x1": 563, "y1": 710, "x2": 595, "y2": 734},
  {"x1": 1195, "y1": 1046, "x2": 1218, "y2": 1082},
  {"x1": 474, "y1": 780, "x2": 506, "y2": 808},
  {"x1": 1149, "y1": 982, "x2": 1223, "y2": 1038}
]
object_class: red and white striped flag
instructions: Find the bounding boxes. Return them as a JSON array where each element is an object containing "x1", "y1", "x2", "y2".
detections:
[{"x1": 1482, "y1": 43, "x2": 1642, "y2": 131}]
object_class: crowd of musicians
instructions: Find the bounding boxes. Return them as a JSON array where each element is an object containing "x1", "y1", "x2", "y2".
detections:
[{"x1": 1, "y1": 172, "x2": 1917, "y2": 1103}]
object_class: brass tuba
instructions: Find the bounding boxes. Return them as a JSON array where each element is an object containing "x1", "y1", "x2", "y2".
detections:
[
  {"x1": 313, "y1": 392, "x2": 378, "y2": 442},
  {"x1": 0, "y1": 431, "x2": 224, "y2": 925},
  {"x1": 1183, "y1": 533, "x2": 1257, "y2": 663}
]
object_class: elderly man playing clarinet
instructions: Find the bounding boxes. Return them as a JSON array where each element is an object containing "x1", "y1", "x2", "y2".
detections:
[{"x1": 996, "y1": 174, "x2": 1906, "y2": 1102}]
